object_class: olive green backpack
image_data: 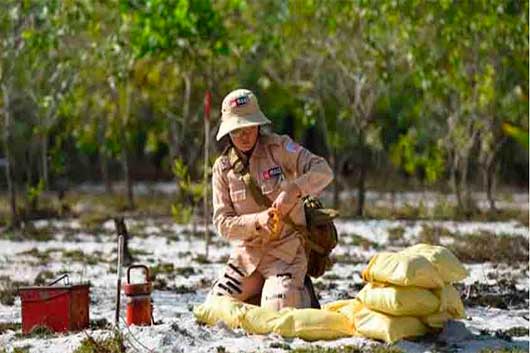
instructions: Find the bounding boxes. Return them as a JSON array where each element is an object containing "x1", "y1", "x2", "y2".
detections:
[{"x1": 301, "y1": 195, "x2": 339, "y2": 278}]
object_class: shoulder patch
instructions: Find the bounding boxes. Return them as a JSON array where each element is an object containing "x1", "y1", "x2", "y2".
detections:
[
  {"x1": 286, "y1": 141, "x2": 302, "y2": 153},
  {"x1": 219, "y1": 156, "x2": 231, "y2": 171}
]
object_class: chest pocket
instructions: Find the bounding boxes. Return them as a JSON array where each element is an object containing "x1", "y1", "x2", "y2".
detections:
[
  {"x1": 230, "y1": 187, "x2": 246, "y2": 202},
  {"x1": 260, "y1": 170, "x2": 283, "y2": 195},
  {"x1": 228, "y1": 176, "x2": 247, "y2": 203}
]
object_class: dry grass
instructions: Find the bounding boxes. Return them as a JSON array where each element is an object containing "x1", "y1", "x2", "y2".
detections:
[
  {"x1": 480, "y1": 348, "x2": 528, "y2": 353},
  {"x1": 73, "y1": 331, "x2": 125, "y2": 353},
  {"x1": 290, "y1": 345, "x2": 403, "y2": 353},
  {"x1": 449, "y1": 231, "x2": 528, "y2": 264},
  {"x1": 344, "y1": 201, "x2": 528, "y2": 226},
  {"x1": 0, "y1": 322, "x2": 21, "y2": 334},
  {"x1": 387, "y1": 226, "x2": 408, "y2": 246},
  {"x1": 416, "y1": 225, "x2": 455, "y2": 245},
  {"x1": 0, "y1": 276, "x2": 30, "y2": 306}
]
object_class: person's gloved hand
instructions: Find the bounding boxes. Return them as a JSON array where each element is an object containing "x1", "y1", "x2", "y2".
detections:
[
  {"x1": 255, "y1": 207, "x2": 283, "y2": 241},
  {"x1": 272, "y1": 182, "x2": 302, "y2": 218}
]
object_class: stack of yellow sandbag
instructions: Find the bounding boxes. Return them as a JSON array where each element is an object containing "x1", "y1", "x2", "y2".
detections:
[
  {"x1": 327, "y1": 243, "x2": 468, "y2": 343},
  {"x1": 194, "y1": 244, "x2": 467, "y2": 344}
]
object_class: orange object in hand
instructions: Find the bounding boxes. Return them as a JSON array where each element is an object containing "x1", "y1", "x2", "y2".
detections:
[{"x1": 268, "y1": 207, "x2": 281, "y2": 240}]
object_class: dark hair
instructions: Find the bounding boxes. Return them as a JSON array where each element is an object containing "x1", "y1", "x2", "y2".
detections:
[{"x1": 217, "y1": 135, "x2": 233, "y2": 155}]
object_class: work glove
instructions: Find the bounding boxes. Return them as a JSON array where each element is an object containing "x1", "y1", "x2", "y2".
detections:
[
  {"x1": 272, "y1": 182, "x2": 302, "y2": 219},
  {"x1": 255, "y1": 207, "x2": 283, "y2": 241}
]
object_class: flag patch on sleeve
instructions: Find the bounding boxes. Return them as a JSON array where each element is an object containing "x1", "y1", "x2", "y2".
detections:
[{"x1": 286, "y1": 141, "x2": 302, "y2": 153}]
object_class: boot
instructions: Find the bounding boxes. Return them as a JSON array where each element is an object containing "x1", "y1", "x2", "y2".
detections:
[{"x1": 304, "y1": 275, "x2": 320, "y2": 309}]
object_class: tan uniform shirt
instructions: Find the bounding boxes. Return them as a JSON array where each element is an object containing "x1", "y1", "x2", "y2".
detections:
[{"x1": 212, "y1": 133, "x2": 334, "y2": 275}]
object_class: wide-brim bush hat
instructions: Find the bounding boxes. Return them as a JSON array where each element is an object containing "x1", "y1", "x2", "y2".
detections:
[{"x1": 216, "y1": 88, "x2": 271, "y2": 141}]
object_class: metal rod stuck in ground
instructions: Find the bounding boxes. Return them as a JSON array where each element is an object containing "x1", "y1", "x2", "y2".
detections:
[{"x1": 115, "y1": 234, "x2": 124, "y2": 327}]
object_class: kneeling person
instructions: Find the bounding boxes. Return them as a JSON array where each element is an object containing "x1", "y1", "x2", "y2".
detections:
[{"x1": 209, "y1": 89, "x2": 333, "y2": 310}]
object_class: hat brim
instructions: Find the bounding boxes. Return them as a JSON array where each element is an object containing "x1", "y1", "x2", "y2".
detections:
[{"x1": 216, "y1": 111, "x2": 271, "y2": 141}]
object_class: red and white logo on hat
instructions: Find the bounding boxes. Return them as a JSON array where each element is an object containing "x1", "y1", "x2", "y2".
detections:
[{"x1": 229, "y1": 95, "x2": 251, "y2": 108}]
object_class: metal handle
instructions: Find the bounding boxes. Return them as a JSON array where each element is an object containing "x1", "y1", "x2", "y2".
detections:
[
  {"x1": 126, "y1": 265, "x2": 149, "y2": 284},
  {"x1": 48, "y1": 274, "x2": 69, "y2": 286}
]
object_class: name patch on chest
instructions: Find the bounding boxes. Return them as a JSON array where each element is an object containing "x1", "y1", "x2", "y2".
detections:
[{"x1": 262, "y1": 166, "x2": 282, "y2": 180}]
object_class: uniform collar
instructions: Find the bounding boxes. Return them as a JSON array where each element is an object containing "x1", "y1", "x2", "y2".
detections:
[{"x1": 251, "y1": 134, "x2": 267, "y2": 158}]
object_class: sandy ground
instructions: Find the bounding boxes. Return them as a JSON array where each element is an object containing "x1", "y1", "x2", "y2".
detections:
[{"x1": 0, "y1": 214, "x2": 528, "y2": 353}]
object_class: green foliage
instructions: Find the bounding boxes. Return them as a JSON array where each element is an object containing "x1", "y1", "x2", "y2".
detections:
[
  {"x1": 122, "y1": 0, "x2": 227, "y2": 58},
  {"x1": 26, "y1": 179, "x2": 45, "y2": 207},
  {"x1": 0, "y1": 0, "x2": 527, "y2": 214},
  {"x1": 502, "y1": 122, "x2": 529, "y2": 149},
  {"x1": 171, "y1": 158, "x2": 204, "y2": 224},
  {"x1": 389, "y1": 130, "x2": 445, "y2": 183}
]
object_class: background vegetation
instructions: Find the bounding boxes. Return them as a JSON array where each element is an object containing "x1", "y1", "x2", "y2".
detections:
[{"x1": 0, "y1": 0, "x2": 528, "y2": 228}]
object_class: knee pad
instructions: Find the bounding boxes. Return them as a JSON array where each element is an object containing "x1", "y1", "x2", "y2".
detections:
[
  {"x1": 211, "y1": 264, "x2": 263, "y2": 302},
  {"x1": 211, "y1": 263, "x2": 245, "y2": 298},
  {"x1": 261, "y1": 274, "x2": 309, "y2": 311}
]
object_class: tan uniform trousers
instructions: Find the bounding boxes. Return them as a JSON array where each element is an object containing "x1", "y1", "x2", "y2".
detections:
[{"x1": 210, "y1": 245, "x2": 310, "y2": 311}]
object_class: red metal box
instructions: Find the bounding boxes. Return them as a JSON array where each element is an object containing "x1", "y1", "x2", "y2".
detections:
[{"x1": 19, "y1": 283, "x2": 90, "y2": 334}]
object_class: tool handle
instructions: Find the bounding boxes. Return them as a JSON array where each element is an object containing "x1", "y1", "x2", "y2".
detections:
[
  {"x1": 126, "y1": 264, "x2": 150, "y2": 284},
  {"x1": 48, "y1": 274, "x2": 69, "y2": 286},
  {"x1": 115, "y1": 235, "x2": 124, "y2": 327}
]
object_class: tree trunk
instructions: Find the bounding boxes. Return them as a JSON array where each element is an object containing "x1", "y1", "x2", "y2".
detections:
[
  {"x1": 97, "y1": 117, "x2": 113, "y2": 194},
  {"x1": 450, "y1": 154, "x2": 464, "y2": 212},
  {"x1": 483, "y1": 135, "x2": 505, "y2": 212},
  {"x1": 452, "y1": 169, "x2": 464, "y2": 211},
  {"x1": 120, "y1": 148, "x2": 134, "y2": 209},
  {"x1": 486, "y1": 164, "x2": 496, "y2": 211},
  {"x1": 356, "y1": 163, "x2": 366, "y2": 217},
  {"x1": 41, "y1": 133, "x2": 49, "y2": 191},
  {"x1": 331, "y1": 147, "x2": 341, "y2": 209},
  {"x1": 485, "y1": 153, "x2": 497, "y2": 212},
  {"x1": 2, "y1": 84, "x2": 18, "y2": 229},
  {"x1": 178, "y1": 72, "x2": 192, "y2": 164},
  {"x1": 110, "y1": 76, "x2": 135, "y2": 209},
  {"x1": 460, "y1": 153, "x2": 474, "y2": 214},
  {"x1": 183, "y1": 72, "x2": 192, "y2": 127},
  {"x1": 356, "y1": 132, "x2": 367, "y2": 217},
  {"x1": 113, "y1": 217, "x2": 133, "y2": 266},
  {"x1": 101, "y1": 153, "x2": 113, "y2": 194},
  {"x1": 123, "y1": 82, "x2": 134, "y2": 209},
  {"x1": 168, "y1": 114, "x2": 178, "y2": 164}
]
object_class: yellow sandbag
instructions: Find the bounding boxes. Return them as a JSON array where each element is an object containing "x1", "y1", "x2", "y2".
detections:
[
  {"x1": 322, "y1": 299, "x2": 354, "y2": 313},
  {"x1": 422, "y1": 285, "x2": 465, "y2": 328},
  {"x1": 433, "y1": 284, "x2": 465, "y2": 318},
  {"x1": 356, "y1": 283, "x2": 440, "y2": 316},
  {"x1": 400, "y1": 244, "x2": 468, "y2": 283},
  {"x1": 193, "y1": 295, "x2": 253, "y2": 329},
  {"x1": 362, "y1": 252, "x2": 444, "y2": 288},
  {"x1": 239, "y1": 306, "x2": 285, "y2": 335},
  {"x1": 354, "y1": 305, "x2": 428, "y2": 343},
  {"x1": 421, "y1": 311, "x2": 453, "y2": 328},
  {"x1": 241, "y1": 306, "x2": 354, "y2": 341},
  {"x1": 322, "y1": 299, "x2": 363, "y2": 325}
]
